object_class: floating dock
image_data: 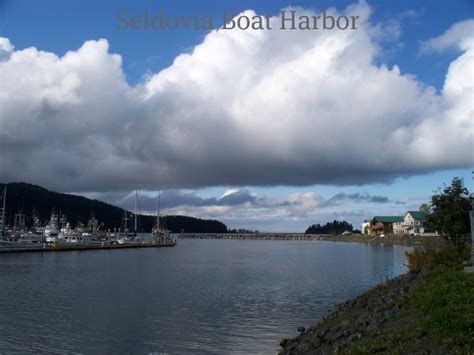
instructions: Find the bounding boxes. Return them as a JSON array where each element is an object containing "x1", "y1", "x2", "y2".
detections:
[{"x1": 0, "y1": 240, "x2": 177, "y2": 253}]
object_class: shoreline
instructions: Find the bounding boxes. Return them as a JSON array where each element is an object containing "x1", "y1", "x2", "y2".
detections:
[
  {"x1": 279, "y1": 265, "x2": 473, "y2": 354},
  {"x1": 179, "y1": 233, "x2": 444, "y2": 247},
  {"x1": 279, "y1": 270, "x2": 426, "y2": 354},
  {"x1": 312, "y1": 234, "x2": 445, "y2": 247}
]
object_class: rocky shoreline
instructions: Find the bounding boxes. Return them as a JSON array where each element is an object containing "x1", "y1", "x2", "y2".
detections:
[{"x1": 279, "y1": 270, "x2": 436, "y2": 354}]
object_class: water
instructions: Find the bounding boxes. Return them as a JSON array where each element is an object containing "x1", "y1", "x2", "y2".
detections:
[{"x1": 0, "y1": 239, "x2": 408, "y2": 354}]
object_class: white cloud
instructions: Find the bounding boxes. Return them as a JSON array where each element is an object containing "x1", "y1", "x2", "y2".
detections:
[
  {"x1": 0, "y1": 4, "x2": 473, "y2": 193},
  {"x1": 420, "y1": 19, "x2": 474, "y2": 54},
  {"x1": 0, "y1": 37, "x2": 13, "y2": 61}
]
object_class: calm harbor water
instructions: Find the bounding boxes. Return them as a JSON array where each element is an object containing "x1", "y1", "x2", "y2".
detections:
[{"x1": 0, "y1": 239, "x2": 408, "y2": 354}]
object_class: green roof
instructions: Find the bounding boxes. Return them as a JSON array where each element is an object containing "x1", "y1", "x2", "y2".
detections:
[
  {"x1": 372, "y1": 216, "x2": 404, "y2": 223},
  {"x1": 406, "y1": 211, "x2": 427, "y2": 219}
]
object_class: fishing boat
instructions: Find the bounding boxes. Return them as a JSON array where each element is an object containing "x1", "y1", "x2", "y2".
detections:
[{"x1": 43, "y1": 212, "x2": 60, "y2": 243}]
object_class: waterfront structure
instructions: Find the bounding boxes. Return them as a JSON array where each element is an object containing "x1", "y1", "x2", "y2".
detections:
[
  {"x1": 361, "y1": 221, "x2": 371, "y2": 234},
  {"x1": 370, "y1": 216, "x2": 404, "y2": 235},
  {"x1": 402, "y1": 211, "x2": 427, "y2": 235}
]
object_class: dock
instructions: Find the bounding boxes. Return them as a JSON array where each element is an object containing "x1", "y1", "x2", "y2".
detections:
[{"x1": 0, "y1": 240, "x2": 177, "y2": 253}]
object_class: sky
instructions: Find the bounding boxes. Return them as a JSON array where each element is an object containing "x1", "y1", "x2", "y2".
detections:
[{"x1": 0, "y1": 0, "x2": 473, "y2": 231}]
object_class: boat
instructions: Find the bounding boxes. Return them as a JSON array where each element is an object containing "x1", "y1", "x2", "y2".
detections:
[
  {"x1": 151, "y1": 191, "x2": 173, "y2": 243},
  {"x1": 43, "y1": 211, "x2": 60, "y2": 243}
]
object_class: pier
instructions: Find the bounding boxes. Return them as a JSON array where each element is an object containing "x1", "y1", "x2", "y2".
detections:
[{"x1": 0, "y1": 240, "x2": 177, "y2": 253}]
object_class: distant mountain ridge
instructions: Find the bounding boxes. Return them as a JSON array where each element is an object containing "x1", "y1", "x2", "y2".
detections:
[{"x1": 0, "y1": 182, "x2": 227, "y2": 233}]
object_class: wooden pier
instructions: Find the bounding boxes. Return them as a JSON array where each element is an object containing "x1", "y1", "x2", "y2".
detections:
[{"x1": 0, "y1": 240, "x2": 177, "y2": 253}]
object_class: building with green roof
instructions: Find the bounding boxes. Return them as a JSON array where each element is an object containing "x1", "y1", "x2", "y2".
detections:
[{"x1": 371, "y1": 216, "x2": 404, "y2": 235}]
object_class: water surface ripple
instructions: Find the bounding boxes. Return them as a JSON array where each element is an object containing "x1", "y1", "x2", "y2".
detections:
[{"x1": 0, "y1": 239, "x2": 408, "y2": 353}]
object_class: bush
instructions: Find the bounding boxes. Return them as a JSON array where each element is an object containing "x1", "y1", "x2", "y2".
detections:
[{"x1": 406, "y1": 246, "x2": 469, "y2": 272}]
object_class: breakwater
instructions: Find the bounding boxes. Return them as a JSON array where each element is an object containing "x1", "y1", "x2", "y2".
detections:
[
  {"x1": 179, "y1": 233, "x2": 318, "y2": 240},
  {"x1": 179, "y1": 233, "x2": 444, "y2": 246}
]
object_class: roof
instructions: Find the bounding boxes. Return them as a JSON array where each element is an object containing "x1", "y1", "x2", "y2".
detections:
[
  {"x1": 406, "y1": 211, "x2": 427, "y2": 219},
  {"x1": 372, "y1": 216, "x2": 404, "y2": 223}
]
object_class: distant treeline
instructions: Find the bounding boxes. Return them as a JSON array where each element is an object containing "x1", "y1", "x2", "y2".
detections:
[
  {"x1": 228, "y1": 228, "x2": 259, "y2": 234},
  {"x1": 0, "y1": 182, "x2": 227, "y2": 233},
  {"x1": 305, "y1": 220, "x2": 353, "y2": 234}
]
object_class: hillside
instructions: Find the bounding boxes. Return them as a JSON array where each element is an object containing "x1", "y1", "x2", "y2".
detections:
[{"x1": 0, "y1": 182, "x2": 227, "y2": 233}]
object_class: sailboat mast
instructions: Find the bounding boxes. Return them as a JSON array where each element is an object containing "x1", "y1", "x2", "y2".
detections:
[
  {"x1": 134, "y1": 190, "x2": 138, "y2": 233},
  {"x1": 1, "y1": 186, "x2": 7, "y2": 232},
  {"x1": 157, "y1": 190, "x2": 161, "y2": 231}
]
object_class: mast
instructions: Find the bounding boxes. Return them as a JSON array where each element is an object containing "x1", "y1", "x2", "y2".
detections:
[
  {"x1": 134, "y1": 190, "x2": 138, "y2": 233},
  {"x1": 1, "y1": 186, "x2": 6, "y2": 233},
  {"x1": 157, "y1": 190, "x2": 161, "y2": 232},
  {"x1": 123, "y1": 210, "x2": 129, "y2": 233}
]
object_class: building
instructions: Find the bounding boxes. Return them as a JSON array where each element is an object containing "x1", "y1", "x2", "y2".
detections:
[
  {"x1": 371, "y1": 216, "x2": 404, "y2": 235},
  {"x1": 402, "y1": 210, "x2": 428, "y2": 235},
  {"x1": 361, "y1": 221, "x2": 371, "y2": 235}
]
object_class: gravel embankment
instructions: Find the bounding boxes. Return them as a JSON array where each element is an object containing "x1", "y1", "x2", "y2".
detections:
[{"x1": 279, "y1": 271, "x2": 432, "y2": 354}]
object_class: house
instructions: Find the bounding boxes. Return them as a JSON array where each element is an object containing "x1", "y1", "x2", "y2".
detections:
[
  {"x1": 370, "y1": 216, "x2": 404, "y2": 235},
  {"x1": 402, "y1": 211, "x2": 428, "y2": 235},
  {"x1": 361, "y1": 221, "x2": 371, "y2": 235}
]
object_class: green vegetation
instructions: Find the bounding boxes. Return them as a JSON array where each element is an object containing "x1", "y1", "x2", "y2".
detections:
[
  {"x1": 283, "y1": 177, "x2": 473, "y2": 354},
  {"x1": 406, "y1": 245, "x2": 469, "y2": 272},
  {"x1": 346, "y1": 264, "x2": 474, "y2": 354},
  {"x1": 305, "y1": 220, "x2": 353, "y2": 234},
  {"x1": 406, "y1": 266, "x2": 474, "y2": 353},
  {"x1": 0, "y1": 182, "x2": 228, "y2": 233},
  {"x1": 426, "y1": 177, "x2": 471, "y2": 251}
]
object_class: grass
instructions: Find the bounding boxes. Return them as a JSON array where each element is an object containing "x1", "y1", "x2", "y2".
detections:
[
  {"x1": 346, "y1": 262, "x2": 474, "y2": 354},
  {"x1": 405, "y1": 266, "x2": 474, "y2": 353}
]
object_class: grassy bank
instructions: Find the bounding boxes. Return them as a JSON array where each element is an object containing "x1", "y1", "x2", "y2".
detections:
[{"x1": 280, "y1": 264, "x2": 474, "y2": 354}]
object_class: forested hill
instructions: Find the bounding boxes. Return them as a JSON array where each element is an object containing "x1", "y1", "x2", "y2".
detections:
[
  {"x1": 305, "y1": 220, "x2": 353, "y2": 234},
  {"x1": 0, "y1": 182, "x2": 227, "y2": 233}
]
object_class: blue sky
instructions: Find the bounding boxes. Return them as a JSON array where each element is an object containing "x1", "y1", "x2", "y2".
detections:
[
  {"x1": 0, "y1": 0, "x2": 472, "y2": 231},
  {"x1": 1, "y1": 0, "x2": 471, "y2": 86}
]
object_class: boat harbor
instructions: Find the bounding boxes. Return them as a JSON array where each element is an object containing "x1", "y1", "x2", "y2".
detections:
[{"x1": 0, "y1": 186, "x2": 176, "y2": 253}]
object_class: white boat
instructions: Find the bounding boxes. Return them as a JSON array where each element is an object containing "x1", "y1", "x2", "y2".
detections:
[{"x1": 44, "y1": 212, "x2": 60, "y2": 243}]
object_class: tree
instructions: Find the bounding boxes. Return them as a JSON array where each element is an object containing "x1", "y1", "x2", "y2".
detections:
[
  {"x1": 305, "y1": 220, "x2": 353, "y2": 234},
  {"x1": 419, "y1": 203, "x2": 431, "y2": 214},
  {"x1": 426, "y1": 177, "x2": 471, "y2": 250}
]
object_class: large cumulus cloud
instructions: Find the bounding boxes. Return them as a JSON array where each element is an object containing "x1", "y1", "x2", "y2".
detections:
[{"x1": 0, "y1": 2, "x2": 472, "y2": 192}]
